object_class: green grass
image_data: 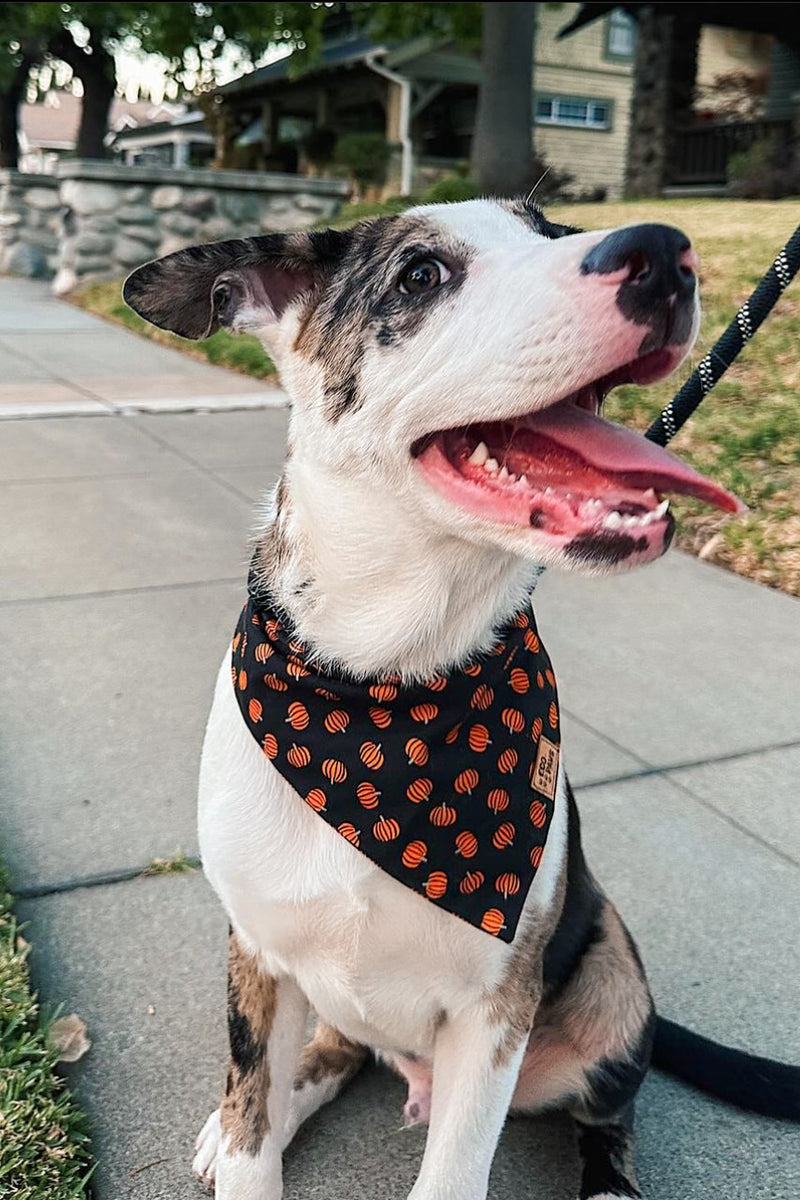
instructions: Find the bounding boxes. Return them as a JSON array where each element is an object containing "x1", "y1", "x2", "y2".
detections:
[
  {"x1": 75, "y1": 198, "x2": 800, "y2": 596},
  {"x1": 71, "y1": 280, "x2": 276, "y2": 380},
  {"x1": 0, "y1": 863, "x2": 92, "y2": 1199}
]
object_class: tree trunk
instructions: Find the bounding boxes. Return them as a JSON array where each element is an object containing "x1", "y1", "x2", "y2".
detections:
[
  {"x1": 49, "y1": 27, "x2": 116, "y2": 160},
  {"x1": 625, "y1": 6, "x2": 700, "y2": 197},
  {"x1": 470, "y1": 2, "x2": 536, "y2": 195},
  {"x1": 0, "y1": 54, "x2": 35, "y2": 169}
]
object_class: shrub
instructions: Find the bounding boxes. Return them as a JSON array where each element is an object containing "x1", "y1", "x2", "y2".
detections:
[
  {"x1": 728, "y1": 136, "x2": 800, "y2": 199},
  {"x1": 422, "y1": 176, "x2": 483, "y2": 203},
  {"x1": 333, "y1": 133, "x2": 391, "y2": 189}
]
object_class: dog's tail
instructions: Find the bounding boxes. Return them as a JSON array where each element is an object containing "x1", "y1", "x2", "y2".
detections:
[{"x1": 652, "y1": 1015, "x2": 800, "y2": 1121}]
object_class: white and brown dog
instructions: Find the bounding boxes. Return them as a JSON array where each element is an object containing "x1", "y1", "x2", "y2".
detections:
[{"x1": 124, "y1": 199, "x2": 797, "y2": 1200}]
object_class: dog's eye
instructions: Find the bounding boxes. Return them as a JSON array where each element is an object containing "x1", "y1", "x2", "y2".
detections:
[{"x1": 398, "y1": 258, "x2": 450, "y2": 295}]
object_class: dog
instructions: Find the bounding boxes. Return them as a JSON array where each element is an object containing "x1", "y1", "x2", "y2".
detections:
[{"x1": 124, "y1": 198, "x2": 798, "y2": 1200}]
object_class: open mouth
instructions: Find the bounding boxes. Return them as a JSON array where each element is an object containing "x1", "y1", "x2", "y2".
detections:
[{"x1": 412, "y1": 349, "x2": 743, "y2": 551}]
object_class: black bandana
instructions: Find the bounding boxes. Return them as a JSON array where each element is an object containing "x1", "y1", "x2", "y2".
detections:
[{"x1": 231, "y1": 585, "x2": 561, "y2": 943}]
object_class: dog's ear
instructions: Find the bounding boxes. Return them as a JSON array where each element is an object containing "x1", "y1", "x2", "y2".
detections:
[{"x1": 122, "y1": 230, "x2": 350, "y2": 340}]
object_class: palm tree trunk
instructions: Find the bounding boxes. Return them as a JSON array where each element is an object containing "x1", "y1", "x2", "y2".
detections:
[{"x1": 470, "y1": 2, "x2": 537, "y2": 195}]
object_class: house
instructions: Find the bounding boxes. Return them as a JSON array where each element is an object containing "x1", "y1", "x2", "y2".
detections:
[
  {"x1": 18, "y1": 91, "x2": 212, "y2": 174},
  {"x1": 212, "y1": 4, "x2": 795, "y2": 200}
]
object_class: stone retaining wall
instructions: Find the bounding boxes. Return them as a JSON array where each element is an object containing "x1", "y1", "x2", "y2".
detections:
[
  {"x1": 0, "y1": 172, "x2": 61, "y2": 280},
  {"x1": 0, "y1": 161, "x2": 349, "y2": 293}
]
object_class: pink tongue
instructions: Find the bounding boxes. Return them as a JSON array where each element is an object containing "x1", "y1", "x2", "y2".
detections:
[{"x1": 526, "y1": 401, "x2": 744, "y2": 514}]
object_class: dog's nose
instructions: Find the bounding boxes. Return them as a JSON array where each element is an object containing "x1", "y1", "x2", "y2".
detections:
[{"x1": 580, "y1": 224, "x2": 697, "y2": 307}]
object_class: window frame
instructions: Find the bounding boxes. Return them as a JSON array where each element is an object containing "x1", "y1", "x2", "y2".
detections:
[
  {"x1": 534, "y1": 94, "x2": 614, "y2": 132},
  {"x1": 604, "y1": 8, "x2": 637, "y2": 62}
]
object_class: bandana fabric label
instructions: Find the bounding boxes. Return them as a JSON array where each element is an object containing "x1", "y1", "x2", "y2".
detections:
[{"x1": 231, "y1": 593, "x2": 561, "y2": 943}]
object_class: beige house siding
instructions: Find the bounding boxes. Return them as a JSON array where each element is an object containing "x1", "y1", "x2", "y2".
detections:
[
  {"x1": 533, "y1": 4, "x2": 634, "y2": 199},
  {"x1": 697, "y1": 25, "x2": 772, "y2": 95}
]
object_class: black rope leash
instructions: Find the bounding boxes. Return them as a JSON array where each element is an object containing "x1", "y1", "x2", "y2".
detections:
[{"x1": 645, "y1": 222, "x2": 800, "y2": 446}]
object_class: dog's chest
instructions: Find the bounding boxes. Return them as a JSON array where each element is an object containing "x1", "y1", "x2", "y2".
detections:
[{"x1": 199, "y1": 657, "x2": 566, "y2": 1054}]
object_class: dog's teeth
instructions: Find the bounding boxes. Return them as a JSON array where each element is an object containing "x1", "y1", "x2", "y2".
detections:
[
  {"x1": 645, "y1": 488, "x2": 658, "y2": 503},
  {"x1": 484, "y1": 457, "x2": 499, "y2": 473},
  {"x1": 655, "y1": 499, "x2": 670, "y2": 518},
  {"x1": 499, "y1": 465, "x2": 509, "y2": 480},
  {"x1": 519, "y1": 474, "x2": 528, "y2": 487},
  {"x1": 469, "y1": 441, "x2": 489, "y2": 466},
  {"x1": 545, "y1": 486, "x2": 554, "y2": 496},
  {"x1": 604, "y1": 511, "x2": 623, "y2": 530},
  {"x1": 622, "y1": 514, "x2": 639, "y2": 528}
]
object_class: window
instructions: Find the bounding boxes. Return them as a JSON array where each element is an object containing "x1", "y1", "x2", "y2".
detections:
[
  {"x1": 535, "y1": 96, "x2": 612, "y2": 130},
  {"x1": 605, "y1": 9, "x2": 636, "y2": 61}
]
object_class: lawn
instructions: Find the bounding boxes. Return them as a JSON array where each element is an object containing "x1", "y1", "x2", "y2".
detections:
[
  {"x1": 0, "y1": 863, "x2": 91, "y2": 1200},
  {"x1": 74, "y1": 198, "x2": 800, "y2": 596}
]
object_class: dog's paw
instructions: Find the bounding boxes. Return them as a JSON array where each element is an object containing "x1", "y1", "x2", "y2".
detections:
[{"x1": 192, "y1": 1108, "x2": 221, "y2": 1188}]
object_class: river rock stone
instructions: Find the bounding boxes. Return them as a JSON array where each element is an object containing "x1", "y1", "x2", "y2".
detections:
[
  {"x1": 117, "y1": 204, "x2": 157, "y2": 226},
  {"x1": 4, "y1": 241, "x2": 47, "y2": 277},
  {"x1": 61, "y1": 180, "x2": 119, "y2": 216},
  {"x1": 25, "y1": 186, "x2": 61, "y2": 211},
  {"x1": 159, "y1": 210, "x2": 199, "y2": 236},
  {"x1": 113, "y1": 235, "x2": 156, "y2": 268},
  {"x1": 182, "y1": 189, "x2": 216, "y2": 216},
  {"x1": 151, "y1": 185, "x2": 183, "y2": 210},
  {"x1": 75, "y1": 230, "x2": 113, "y2": 255}
]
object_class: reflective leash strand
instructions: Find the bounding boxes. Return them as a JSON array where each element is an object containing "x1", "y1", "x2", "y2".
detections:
[{"x1": 645, "y1": 222, "x2": 800, "y2": 447}]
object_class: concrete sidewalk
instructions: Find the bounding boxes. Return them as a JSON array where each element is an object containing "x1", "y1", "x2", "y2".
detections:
[
  {"x1": 1, "y1": 288, "x2": 799, "y2": 1199},
  {"x1": 0, "y1": 277, "x2": 287, "y2": 417}
]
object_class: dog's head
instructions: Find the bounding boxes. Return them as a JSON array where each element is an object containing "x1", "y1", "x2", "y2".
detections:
[{"x1": 124, "y1": 198, "x2": 740, "y2": 575}]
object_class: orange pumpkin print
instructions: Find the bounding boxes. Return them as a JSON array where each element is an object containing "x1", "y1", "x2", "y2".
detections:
[
  {"x1": 468, "y1": 724, "x2": 491, "y2": 753},
  {"x1": 369, "y1": 681, "x2": 398, "y2": 703},
  {"x1": 454, "y1": 768, "x2": 480, "y2": 795},
  {"x1": 360, "y1": 741, "x2": 384, "y2": 770},
  {"x1": 254, "y1": 642, "x2": 273, "y2": 663},
  {"x1": 402, "y1": 840, "x2": 428, "y2": 869},
  {"x1": 463, "y1": 662, "x2": 482, "y2": 677},
  {"x1": 306, "y1": 788, "x2": 326, "y2": 812},
  {"x1": 459, "y1": 870, "x2": 485, "y2": 895},
  {"x1": 407, "y1": 777, "x2": 433, "y2": 804},
  {"x1": 424, "y1": 871, "x2": 448, "y2": 899},
  {"x1": 287, "y1": 701, "x2": 310, "y2": 731},
  {"x1": 529, "y1": 800, "x2": 547, "y2": 828},
  {"x1": 510, "y1": 668, "x2": 530, "y2": 695},
  {"x1": 493, "y1": 822, "x2": 516, "y2": 850},
  {"x1": 545, "y1": 668, "x2": 556, "y2": 687},
  {"x1": 265, "y1": 619, "x2": 281, "y2": 639},
  {"x1": 514, "y1": 611, "x2": 529, "y2": 628},
  {"x1": 288, "y1": 637, "x2": 305, "y2": 654},
  {"x1": 369, "y1": 706, "x2": 392, "y2": 729},
  {"x1": 430, "y1": 802, "x2": 457, "y2": 827},
  {"x1": 315, "y1": 687, "x2": 341, "y2": 702},
  {"x1": 250, "y1": 611, "x2": 262, "y2": 627},
  {"x1": 548, "y1": 701, "x2": 558, "y2": 729},
  {"x1": 536, "y1": 671, "x2": 545, "y2": 689},
  {"x1": 487, "y1": 787, "x2": 510, "y2": 814},
  {"x1": 496, "y1": 872, "x2": 521, "y2": 899},
  {"x1": 324, "y1": 709, "x2": 350, "y2": 734},
  {"x1": 530, "y1": 845, "x2": 544, "y2": 869},
  {"x1": 374, "y1": 815, "x2": 400, "y2": 842},
  {"x1": 405, "y1": 737, "x2": 429, "y2": 766},
  {"x1": 524, "y1": 629, "x2": 540, "y2": 654},
  {"x1": 287, "y1": 657, "x2": 310, "y2": 680},
  {"x1": 357, "y1": 781, "x2": 380, "y2": 809},
  {"x1": 444, "y1": 723, "x2": 462, "y2": 745},
  {"x1": 426, "y1": 675, "x2": 448, "y2": 692},
  {"x1": 471, "y1": 684, "x2": 494, "y2": 711},
  {"x1": 531, "y1": 716, "x2": 543, "y2": 742},
  {"x1": 231, "y1": 665, "x2": 237, "y2": 685},
  {"x1": 232, "y1": 632, "x2": 241, "y2": 652},
  {"x1": 338, "y1": 821, "x2": 360, "y2": 847},
  {"x1": 501, "y1": 707, "x2": 525, "y2": 734},
  {"x1": 322, "y1": 758, "x2": 347, "y2": 784},
  {"x1": 237, "y1": 669, "x2": 248, "y2": 691},
  {"x1": 455, "y1": 831, "x2": 479, "y2": 858},
  {"x1": 262, "y1": 733, "x2": 279, "y2": 760},
  {"x1": 497, "y1": 748, "x2": 519, "y2": 775},
  {"x1": 248, "y1": 698, "x2": 263, "y2": 723},
  {"x1": 410, "y1": 703, "x2": 438, "y2": 725},
  {"x1": 287, "y1": 743, "x2": 311, "y2": 769},
  {"x1": 481, "y1": 908, "x2": 506, "y2": 936},
  {"x1": 265, "y1": 674, "x2": 288, "y2": 692}
]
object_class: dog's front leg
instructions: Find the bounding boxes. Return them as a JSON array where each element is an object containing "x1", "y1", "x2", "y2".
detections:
[
  {"x1": 408, "y1": 1006, "x2": 531, "y2": 1200},
  {"x1": 214, "y1": 931, "x2": 308, "y2": 1200}
]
